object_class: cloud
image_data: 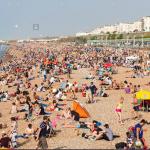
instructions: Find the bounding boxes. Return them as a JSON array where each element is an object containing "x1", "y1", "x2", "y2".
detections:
[{"x1": 14, "y1": 24, "x2": 19, "y2": 28}]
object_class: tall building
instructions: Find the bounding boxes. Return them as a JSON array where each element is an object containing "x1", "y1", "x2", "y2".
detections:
[
  {"x1": 132, "y1": 21, "x2": 142, "y2": 32},
  {"x1": 142, "y1": 16, "x2": 150, "y2": 32},
  {"x1": 90, "y1": 28, "x2": 103, "y2": 35},
  {"x1": 116, "y1": 23, "x2": 131, "y2": 33}
]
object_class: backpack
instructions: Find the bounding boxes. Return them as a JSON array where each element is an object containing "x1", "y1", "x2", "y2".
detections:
[
  {"x1": 128, "y1": 126, "x2": 135, "y2": 135},
  {"x1": 128, "y1": 126, "x2": 135, "y2": 132}
]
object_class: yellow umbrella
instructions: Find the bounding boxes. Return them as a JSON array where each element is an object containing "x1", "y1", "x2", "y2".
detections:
[{"x1": 136, "y1": 90, "x2": 150, "y2": 100}]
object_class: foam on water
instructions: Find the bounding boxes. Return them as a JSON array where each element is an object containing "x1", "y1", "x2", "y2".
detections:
[{"x1": 0, "y1": 44, "x2": 9, "y2": 58}]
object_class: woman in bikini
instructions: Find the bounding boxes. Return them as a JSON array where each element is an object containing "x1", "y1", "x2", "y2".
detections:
[{"x1": 115, "y1": 97, "x2": 124, "y2": 124}]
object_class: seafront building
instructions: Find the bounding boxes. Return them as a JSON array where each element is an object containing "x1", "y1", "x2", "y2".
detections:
[
  {"x1": 142, "y1": 16, "x2": 150, "y2": 32},
  {"x1": 76, "y1": 32, "x2": 89, "y2": 37},
  {"x1": 76, "y1": 16, "x2": 150, "y2": 36}
]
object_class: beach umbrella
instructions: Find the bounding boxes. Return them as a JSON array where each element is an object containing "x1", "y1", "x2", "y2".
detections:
[
  {"x1": 136, "y1": 90, "x2": 150, "y2": 111},
  {"x1": 136, "y1": 90, "x2": 150, "y2": 100},
  {"x1": 103, "y1": 63, "x2": 113, "y2": 68},
  {"x1": 72, "y1": 101, "x2": 90, "y2": 118}
]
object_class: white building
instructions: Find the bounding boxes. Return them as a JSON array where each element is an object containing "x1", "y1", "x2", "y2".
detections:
[
  {"x1": 89, "y1": 20, "x2": 143, "y2": 35},
  {"x1": 101, "y1": 25, "x2": 117, "y2": 33},
  {"x1": 0, "y1": 40, "x2": 7, "y2": 43},
  {"x1": 115, "y1": 22, "x2": 142, "y2": 33},
  {"x1": 90, "y1": 25, "x2": 118, "y2": 34},
  {"x1": 116, "y1": 23, "x2": 131, "y2": 33},
  {"x1": 132, "y1": 21, "x2": 142, "y2": 32},
  {"x1": 76, "y1": 32, "x2": 88, "y2": 37},
  {"x1": 142, "y1": 16, "x2": 150, "y2": 32},
  {"x1": 77, "y1": 16, "x2": 150, "y2": 36},
  {"x1": 90, "y1": 28, "x2": 103, "y2": 35}
]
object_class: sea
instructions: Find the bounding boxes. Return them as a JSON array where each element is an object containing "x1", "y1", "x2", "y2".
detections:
[{"x1": 0, "y1": 44, "x2": 9, "y2": 59}]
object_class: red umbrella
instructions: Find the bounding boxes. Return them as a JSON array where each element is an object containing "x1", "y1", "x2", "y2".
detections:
[{"x1": 103, "y1": 63, "x2": 113, "y2": 68}]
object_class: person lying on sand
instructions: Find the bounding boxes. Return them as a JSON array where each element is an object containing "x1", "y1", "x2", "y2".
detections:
[
  {"x1": 0, "y1": 131, "x2": 12, "y2": 148},
  {"x1": 82, "y1": 124, "x2": 113, "y2": 141},
  {"x1": 97, "y1": 86, "x2": 108, "y2": 97},
  {"x1": 46, "y1": 100, "x2": 64, "y2": 112},
  {"x1": 63, "y1": 120, "x2": 104, "y2": 129},
  {"x1": 61, "y1": 107, "x2": 80, "y2": 125},
  {"x1": 85, "y1": 73, "x2": 95, "y2": 80}
]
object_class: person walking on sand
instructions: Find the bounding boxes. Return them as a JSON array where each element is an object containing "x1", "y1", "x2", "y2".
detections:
[
  {"x1": 36, "y1": 116, "x2": 48, "y2": 150},
  {"x1": 42, "y1": 69, "x2": 47, "y2": 82},
  {"x1": 133, "y1": 119, "x2": 148, "y2": 149},
  {"x1": 89, "y1": 82, "x2": 97, "y2": 103},
  {"x1": 67, "y1": 66, "x2": 71, "y2": 79},
  {"x1": 86, "y1": 86, "x2": 92, "y2": 103},
  {"x1": 115, "y1": 97, "x2": 124, "y2": 124}
]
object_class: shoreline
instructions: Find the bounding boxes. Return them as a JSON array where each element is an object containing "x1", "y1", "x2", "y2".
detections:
[{"x1": 0, "y1": 44, "x2": 12, "y2": 63}]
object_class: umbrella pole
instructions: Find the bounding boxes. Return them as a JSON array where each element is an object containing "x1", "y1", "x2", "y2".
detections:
[
  {"x1": 143, "y1": 100, "x2": 144, "y2": 111},
  {"x1": 146, "y1": 101, "x2": 148, "y2": 112}
]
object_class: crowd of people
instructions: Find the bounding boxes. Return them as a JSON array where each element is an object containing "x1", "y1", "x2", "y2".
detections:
[{"x1": 0, "y1": 41, "x2": 150, "y2": 149}]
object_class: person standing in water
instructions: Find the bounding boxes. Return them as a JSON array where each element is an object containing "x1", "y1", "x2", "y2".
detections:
[{"x1": 115, "y1": 97, "x2": 124, "y2": 124}]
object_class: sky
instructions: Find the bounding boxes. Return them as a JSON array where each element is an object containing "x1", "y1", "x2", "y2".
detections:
[{"x1": 0, "y1": 0, "x2": 150, "y2": 40}]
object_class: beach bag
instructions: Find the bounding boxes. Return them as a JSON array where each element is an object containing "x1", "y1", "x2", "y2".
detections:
[
  {"x1": 82, "y1": 91, "x2": 86, "y2": 97},
  {"x1": 23, "y1": 91, "x2": 29, "y2": 95},
  {"x1": 125, "y1": 87, "x2": 130, "y2": 94},
  {"x1": 128, "y1": 126, "x2": 135, "y2": 133},
  {"x1": 9, "y1": 93, "x2": 16, "y2": 97},
  {"x1": 0, "y1": 124, "x2": 3, "y2": 129},
  {"x1": 128, "y1": 126, "x2": 135, "y2": 139},
  {"x1": 115, "y1": 142, "x2": 127, "y2": 149},
  {"x1": 103, "y1": 93, "x2": 108, "y2": 97},
  {"x1": 75, "y1": 87, "x2": 78, "y2": 93}
]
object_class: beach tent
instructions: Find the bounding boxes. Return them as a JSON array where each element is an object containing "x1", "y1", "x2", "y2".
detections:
[
  {"x1": 126, "y1": 56, "x2": 139, "y2": 61},
  {"x1": 72, "y1": 101, "x2": 90, "y2": 118},
  {"x1": 125, "y1": 56, "x2": 139, "y2": 63},
  {"x1": 136, "y1": 90, "x2": 150, "y2": 100},
  {"x1": 103, "y1": 63, "x2": 113, "y2": 68}
]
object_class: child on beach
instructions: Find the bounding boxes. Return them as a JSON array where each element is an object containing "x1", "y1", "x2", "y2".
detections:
[
  {"x1": 131, "y1": 95, "x2": 141, "y2": 119},
  {"x1": 115, "y1": 97, "x2": 124, "y2": 124}
]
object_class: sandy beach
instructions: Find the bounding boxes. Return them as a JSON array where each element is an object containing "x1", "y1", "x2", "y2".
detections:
[{"x1": 0, "y1": 42, "x2": 150, "y2": 149}]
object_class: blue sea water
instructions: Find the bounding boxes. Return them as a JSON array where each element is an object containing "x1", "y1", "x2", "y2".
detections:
[{"x1": 0, "y1": 44, "x2": 9, "y2": 58}]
